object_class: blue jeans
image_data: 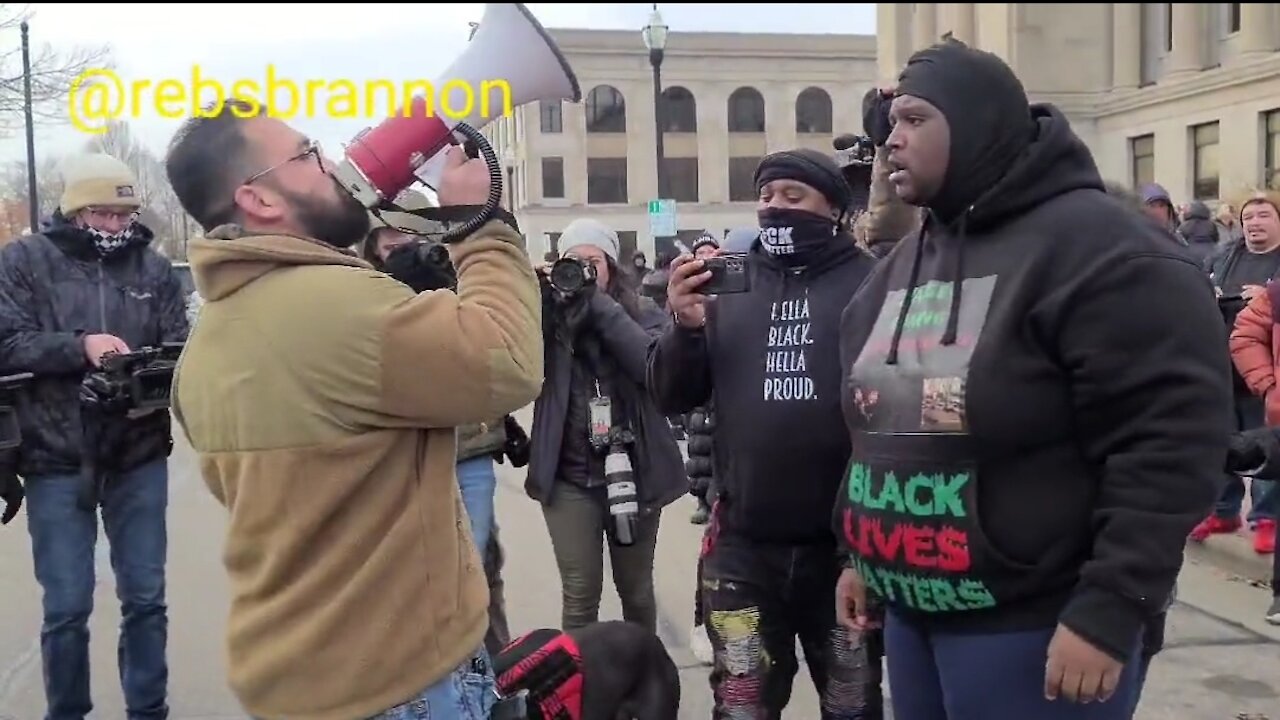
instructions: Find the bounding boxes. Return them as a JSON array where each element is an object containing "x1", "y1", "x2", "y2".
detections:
[
  {"x1": 1217, "y1": 476, "x2": 1277, "y2": 524},
  {"x1": 884, "y1": 610, "x2": 1143, "y2": 719},
  {"x1": 366, "y1": 646, "x2": 497, "y2": 720},
  {"x1": 456, "y1": 455, "x2": 497, "y2": 553},
  {"x1": 24, "y1": 458, "x2": 169, "y2": 720}
]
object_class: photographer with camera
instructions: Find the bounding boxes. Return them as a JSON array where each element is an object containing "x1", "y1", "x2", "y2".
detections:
[
  {"x1": 525, "y1": 217, "x2": 685, "y2": 635},
  {"x1": 0, "y1": 153, "x2": 190, "y2": 720},
  {"x1": 648, "y1": 149, "x2": 887, "y2": 719}
]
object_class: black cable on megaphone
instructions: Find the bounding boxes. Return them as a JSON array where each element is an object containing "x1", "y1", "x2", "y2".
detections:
[{"x1": 368, "y1": 123, "x2": 504, "y2": 244}]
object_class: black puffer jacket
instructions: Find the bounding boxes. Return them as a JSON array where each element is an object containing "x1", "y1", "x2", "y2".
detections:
[
  {"x1": 685, "y1": 404, "x2": 715, "y2": 500},
  {"x1": 0, "y1": 211, "x2": 190, "y2": 478}
]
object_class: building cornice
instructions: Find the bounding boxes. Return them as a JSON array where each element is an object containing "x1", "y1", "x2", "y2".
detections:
[
  {"x1": 547, "y1": 28, "x2": 876, "y2": 61},
  {"x1": 1092, "y1": 54, "x2": 1280, "y2": 118}
]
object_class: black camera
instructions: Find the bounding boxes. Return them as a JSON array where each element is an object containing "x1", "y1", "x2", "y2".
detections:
[
  {"x1": 701, "y1": 253, "x2": 751, "y2": 295},
  {"x1": 587, "y1": 395, "x2": 639, "y2": 547},
  {"x1": 84, "y1": 343, "x2": 184, "y2": 414},
  {"x1": 0, "y1": 372, "x2": 32, "y2": 451},
  {"x1": 547, "y1": 257, "x2": 597, "y2": 296},
  {"x1": 834, "y1": 133, "x2": 876, "y2": 216}
]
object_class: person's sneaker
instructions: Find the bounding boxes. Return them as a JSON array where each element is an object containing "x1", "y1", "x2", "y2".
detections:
[
  {"x1": 691, "y1": 506, "x2": 709, "y2": 525},
  {"x1": 1253, "y1": 519, "x2": 1276, "y2": 554},
  {"x1": 1265, "y1": 596, "x2": 1280, "y2": 625},
  {"x1": 1188, "y1": 515, "x2": 1242, "y2": 542},
  {"x1": 690, "y1": 624, "x2": 714, "y2": 665}
]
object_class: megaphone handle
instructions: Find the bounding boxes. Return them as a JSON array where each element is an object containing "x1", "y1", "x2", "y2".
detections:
[{"x1": 462, "y1": 138, "x2": 480, "y2": 160}]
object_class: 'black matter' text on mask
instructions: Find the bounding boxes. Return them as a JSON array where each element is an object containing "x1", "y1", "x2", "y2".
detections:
[{"x1": 757, "y1": 207, "x2": 838, "y2": 265}]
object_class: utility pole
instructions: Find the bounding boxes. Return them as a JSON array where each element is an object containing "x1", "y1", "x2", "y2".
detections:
[{"x1": 21, "y1": 20, "x2": 38, "y2": 231}]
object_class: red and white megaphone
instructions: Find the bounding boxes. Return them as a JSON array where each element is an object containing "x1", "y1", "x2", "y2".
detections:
[{"x1": 334, "y1": 3, "x2": 581, "y2": 211}]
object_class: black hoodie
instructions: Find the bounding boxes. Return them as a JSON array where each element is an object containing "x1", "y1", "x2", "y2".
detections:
[
  {"x1": 649, "y1": 235, "x2": 878, "y2": 545},
  {"x1": 834, "y1": 103, "x2": 1232, "y2": 662}
]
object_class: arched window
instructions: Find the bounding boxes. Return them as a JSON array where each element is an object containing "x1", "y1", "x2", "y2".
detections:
[
  {"x1": 660, "y1": 86, "x2": 697, "y2": 133},
  {"x1": 585, "y1": 85, "x2": 626, "y2": 133},
  {"x1": 795, "y1": 86, "x2": 832, "y2": 134},
  {"x1": 727, "y1": 86, "x2": 765, "y2": 133}
]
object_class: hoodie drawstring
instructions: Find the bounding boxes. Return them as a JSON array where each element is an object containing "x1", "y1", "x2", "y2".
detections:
[
  {"x1": 885, "y1": 210, "x2": 969, "y2": 365},
  {"x1": 885, "y1": 225, "x2": 927, "y2": 365}
]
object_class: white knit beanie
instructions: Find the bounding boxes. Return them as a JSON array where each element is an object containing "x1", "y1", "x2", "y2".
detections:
[{"x1": 559, "y1": 218, "x2": 620, "y2": 263}]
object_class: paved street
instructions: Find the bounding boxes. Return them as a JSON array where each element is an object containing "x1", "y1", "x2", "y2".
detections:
[{"x1": 1, "y1": 425, "x2": 1277, "y2": 719}]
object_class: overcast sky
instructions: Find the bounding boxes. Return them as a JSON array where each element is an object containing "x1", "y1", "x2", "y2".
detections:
[{"x1": 0, "y1": 3, "x2": 877, "y2": 170}]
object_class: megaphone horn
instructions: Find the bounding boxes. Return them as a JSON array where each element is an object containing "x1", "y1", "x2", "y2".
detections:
[{"x1": 334, "y1": 3, "x2": 582, "y2": 213}]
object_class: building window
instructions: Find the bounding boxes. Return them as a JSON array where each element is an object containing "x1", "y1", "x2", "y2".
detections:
[
  {"x1": 585, "y1": 85, "x2": 626, "y2": 133},
  {"x1": 504, "y1": 168, "x2": 515, "y2": 211},
  {"x1": 617, "y1": 231, "x2": 638, "y2": 266},
  {"x1": 662, "y1": 157, "x2": 699, "y2": 203},
  {"x1": 1192, "y1": 122, "x2": 1220, "y2": 200},
  {"x1": 587, "y1": 157, "x2": 628, "y2": 204},
  {"x1": 795, "y1": 87, "x2": 833, "y2": 134},
  {"x1": 729, "y1": 157, "x2": 761, "y2": 201},
  {"x1": 660, "y1": 86, "x2": 698, "y2": 133},
  {"x1": 1228, "y1": 3, "x2": 1241, "y2": 34},
  {"x1": 727, "y1": 87, "x2": 765, "y2": 133},
  {"x1": 1130, "y1": 134, "x2": 1155, "y2": 187},
  {"x1": 540, "y1": 101, "x2": 562, "y2": 133},
  {"x1": 1264, "y1": 110, "x2": 1280, "y2": 190},
  {"x1": 541, "y1": 157, "x2": 564, "y2": 199}
]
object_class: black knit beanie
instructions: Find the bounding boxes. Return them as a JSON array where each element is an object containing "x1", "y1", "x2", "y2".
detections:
[{"x1": 753, "y1": 148, "x2": 854, "y2": 215}]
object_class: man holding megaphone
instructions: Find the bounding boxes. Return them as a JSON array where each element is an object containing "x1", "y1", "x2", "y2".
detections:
[{"x1": 163, "y1": 98, "x2": 544, "y2": 720}]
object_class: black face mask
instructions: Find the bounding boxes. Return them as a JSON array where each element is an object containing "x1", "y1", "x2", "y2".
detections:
[{"x1": 756, "y1": 207, "x2": 837, "y2": 265}]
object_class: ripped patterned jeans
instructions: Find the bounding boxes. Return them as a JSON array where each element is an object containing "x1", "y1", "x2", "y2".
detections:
[{"x1": 701, "y1": 522, "x2": 885, "y2": 720}]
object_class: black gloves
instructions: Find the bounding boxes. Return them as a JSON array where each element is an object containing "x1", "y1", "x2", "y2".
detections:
[
  {"x1": 385, "y1": 240, "x2": 458, "y2": 293},
  {"x1": 1, "y1": 467, "x2": 22, "y2": 525},
  {"x1": 500, "y1": 415, "x2": 531, "y2": 468}
]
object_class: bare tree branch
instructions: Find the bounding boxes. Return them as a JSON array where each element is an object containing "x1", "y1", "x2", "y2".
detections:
[{"x1": 0, "y1": 3, "x2": 114, "y2": 138}]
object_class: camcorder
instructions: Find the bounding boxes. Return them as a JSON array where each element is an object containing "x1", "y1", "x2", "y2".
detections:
[
  {"x1": 0, "y1": 372, "x2": 32, "y2": 525},
  {"x1": 78, "y1": 343, "x2": 184, "y2": 511},
  {"x1": 834, "y1": 133, "x2": 876, "y2": 216},
  {"x1": 85, "y1": 343, "x2": 186, "y2": 414},
  {"x1": 676, "y1": 240, "x2": 751, "y2": 295},
  {"x1": 546, "y1": 256, "x2": 598, "y2": 296}
]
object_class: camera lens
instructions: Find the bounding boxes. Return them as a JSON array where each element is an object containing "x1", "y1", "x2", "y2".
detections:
[{"x1": 549, "y1": 258, "x2": 585, "y2": 294}]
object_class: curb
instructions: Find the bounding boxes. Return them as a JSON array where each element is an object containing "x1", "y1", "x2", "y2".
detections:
[{"x1": 1184, "y1": 531, "x2": 1273, "y2": 586}]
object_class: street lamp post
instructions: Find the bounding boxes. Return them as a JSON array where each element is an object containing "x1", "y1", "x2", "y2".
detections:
[
  {"x1": 21, "y1": 19, "x2": 38, "y2": 232},
  {"x1": 642, "y1": 5, "x2": 669, "y2": 203}
]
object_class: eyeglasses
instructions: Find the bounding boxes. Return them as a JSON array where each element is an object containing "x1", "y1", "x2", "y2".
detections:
[
  {"x1": 85, "y1": 207, "x2": 139, "y2": 223},
  {"x1": 243, "y1": 139, "x2": 326, "y2": 186},
  {"x1": 212, "y1": 139, "x2": 326, "y2": 227}
]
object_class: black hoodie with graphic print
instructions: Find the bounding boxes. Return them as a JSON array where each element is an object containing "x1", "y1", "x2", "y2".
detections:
[
  {"x1": 834, "y1": 101, "x2": 1232, "y2": 662},
  {"x1": 649, "y1": 235, "x2": 878, "y2": 546}
]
